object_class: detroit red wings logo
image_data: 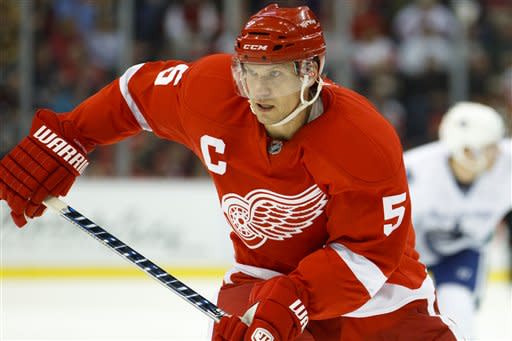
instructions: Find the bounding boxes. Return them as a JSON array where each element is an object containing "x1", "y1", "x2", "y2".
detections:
[{"x1": 221, "y1": 185, "x2": 328, "y2": 249}]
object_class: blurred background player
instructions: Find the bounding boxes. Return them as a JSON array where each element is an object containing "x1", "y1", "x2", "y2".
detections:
[
  {"x1": 404, "y1": 102, "x2": 511, "y2": 339},
  {"x1": 0, "y1": 3, "x2": 463, "y2": 341}
]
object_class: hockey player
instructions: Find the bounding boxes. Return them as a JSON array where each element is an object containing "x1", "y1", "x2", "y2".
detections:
[
  {"x1": 0, "y1": 4, "x2": 463, "y2": 340},
  {"x1": 404, "y1": 102, "x2": 511, "y2": 339}
]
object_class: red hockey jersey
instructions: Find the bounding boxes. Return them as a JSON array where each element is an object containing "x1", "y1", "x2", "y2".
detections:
[{"x1": 63, "y1": 54, "x2": 432, "y2": 320}]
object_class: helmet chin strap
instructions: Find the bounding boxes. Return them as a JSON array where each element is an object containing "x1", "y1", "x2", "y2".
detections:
[
  {"x1": 248, "y1": 76, "x2": 325, "y2": 127},
  {"x1": 270, "y1": 76, "x2": 324, "y2": 127}
]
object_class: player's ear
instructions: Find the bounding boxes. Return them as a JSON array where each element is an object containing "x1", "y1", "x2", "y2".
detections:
[
  {"x1": 306, "y1": 70, "x2": 317, "y2": 86},
  {"x1": 301, "y1": 62, "x2": 318, "y2": 87}
]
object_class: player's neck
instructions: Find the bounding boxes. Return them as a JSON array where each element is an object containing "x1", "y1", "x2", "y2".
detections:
[{"x1": 265, "y1": 108, "x2": 309, "y2": 140}]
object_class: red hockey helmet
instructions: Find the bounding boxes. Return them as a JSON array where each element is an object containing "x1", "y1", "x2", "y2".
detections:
[
  {"x1": 234, "y1": 4, "x2": 326, "y2": 63},
  {"x1": 232, "y1": 4, "x2": 327, "y2": 127}
]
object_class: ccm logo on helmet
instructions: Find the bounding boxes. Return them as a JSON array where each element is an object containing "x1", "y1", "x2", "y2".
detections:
[
  {"x1": 33, "y1": 125, "x2": 89, "y2": 174},
  {"x1": 243, "y1": 44, "x2": 268, "y2": 51}
]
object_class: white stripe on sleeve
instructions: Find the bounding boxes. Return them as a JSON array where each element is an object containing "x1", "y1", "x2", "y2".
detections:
[
  {"x1": 118, "y1": 63, "x2": 152, "y2": 131},
  {"x1": 329, "y1": 242, "x2": 387, "y2": 297}
]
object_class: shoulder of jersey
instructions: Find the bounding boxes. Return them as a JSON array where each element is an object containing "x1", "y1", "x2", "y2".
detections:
[
  {"x1": 181, "y1": 54, "x2": 249, "y2": 125},
  {"x1": 497, "y1": 137, "x2": 512, "y2": 173},
  {"x1": 403, "y1": 141, "x2": 445, "y2": 183},
  {"x1": 300, "y1": 85, "x2": 404, "y2": 182},
  {"x1": 403, "y1": 141, "x2": 445, "y2": 165},
  {"x1": 499, "y1": 137, "x2": 511, "y2": 156}
]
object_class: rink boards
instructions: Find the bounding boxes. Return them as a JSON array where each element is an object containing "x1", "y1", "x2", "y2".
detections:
[{"x1": 1, "y1": 178, "x2": 509, "y2": 282}]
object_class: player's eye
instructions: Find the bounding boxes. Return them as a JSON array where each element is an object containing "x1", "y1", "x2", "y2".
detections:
[
  {"x1": 269, "y1": 70, "x2": 281, "y2": 78},
  {"x1": 245, "y1": 68, "x2": 257, "y2": 77}
]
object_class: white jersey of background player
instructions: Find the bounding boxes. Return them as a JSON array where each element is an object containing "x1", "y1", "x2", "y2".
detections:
[{"x1": 404, "y1": 102, "x2": 511, "y2": 339}]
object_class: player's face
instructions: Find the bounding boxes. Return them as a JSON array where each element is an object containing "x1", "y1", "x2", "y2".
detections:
[
  {"x1": 243, "y1": 63, "x2": 303, "y2": 125},
  {"x1": 453, "y1": 143, "x2": 500, "y2": 182}
]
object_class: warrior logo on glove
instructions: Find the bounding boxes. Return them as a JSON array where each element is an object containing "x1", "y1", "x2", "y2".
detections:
[
  {"x1": 33, "y1": 126, "x2": 89, "y2": 174},
  {"x1": 288, "y1": 299, "x2": 308, "y2": 331}
]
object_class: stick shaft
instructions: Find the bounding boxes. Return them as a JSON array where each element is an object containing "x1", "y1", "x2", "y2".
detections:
[{"x1": 43, "y1": 196, "x2": 226, "y2": 322}]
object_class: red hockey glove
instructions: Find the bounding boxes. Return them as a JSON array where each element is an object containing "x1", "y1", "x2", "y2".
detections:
[
  {"x1": 0, "y1": 109, "x2": 89, "y2": 227},
  {"x1": 215, "y1": 276, "x2": 308, "y2": 341}
]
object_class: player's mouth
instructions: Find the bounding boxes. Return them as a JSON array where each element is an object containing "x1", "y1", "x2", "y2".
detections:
[{"x1": 255, "y1": 103, "x2": 275, "y2": 112}]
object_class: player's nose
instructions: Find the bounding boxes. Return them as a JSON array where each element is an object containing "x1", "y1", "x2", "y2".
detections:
[{"x1": 252, "y1": 81, "x2": 272, "y2": 99}]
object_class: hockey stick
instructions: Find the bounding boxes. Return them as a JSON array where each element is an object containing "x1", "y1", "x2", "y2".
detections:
[{"x1": 43, "y1": 196, "x2": 226, "y2": 323}]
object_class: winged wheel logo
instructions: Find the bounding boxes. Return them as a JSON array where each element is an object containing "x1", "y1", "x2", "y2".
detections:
[{"x1": 221, "y1": 185, "x2": 327, "y2": 248}]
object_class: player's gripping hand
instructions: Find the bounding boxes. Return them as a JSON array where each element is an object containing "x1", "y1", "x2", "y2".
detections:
[
  {"x1": 215, "y1": 276, "x2": 308, "y2": 341},
  {"x1": 0, "y1": 109, "x2": 89, "y2": 227}
]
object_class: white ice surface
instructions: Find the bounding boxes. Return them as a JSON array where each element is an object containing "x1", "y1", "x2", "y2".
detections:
[{"x1": 1, "y1": 278, "x2": 511, "y2": 340}]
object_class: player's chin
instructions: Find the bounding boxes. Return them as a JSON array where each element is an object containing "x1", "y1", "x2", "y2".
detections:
[
  {"x1": 254, "y1": 110, "x2": 279, "y2": 124},
  {"x1": 255, "y1": 116, "x2": 272, "y2": 125}
]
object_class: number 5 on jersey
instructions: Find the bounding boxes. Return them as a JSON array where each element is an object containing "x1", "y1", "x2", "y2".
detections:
[{"x1": 382, "y1": 193, "x2": 407, "y2": 236}]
